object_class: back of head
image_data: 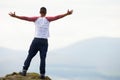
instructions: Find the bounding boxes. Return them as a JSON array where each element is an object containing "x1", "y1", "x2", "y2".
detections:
[{"x1": 40, "y1": 7, "x2": 47, "y2": 15}]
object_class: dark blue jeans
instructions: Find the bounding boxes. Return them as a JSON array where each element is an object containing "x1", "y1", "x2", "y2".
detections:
[{"x1": 23, "y1": 38, "x2": 48, "y2": 75}]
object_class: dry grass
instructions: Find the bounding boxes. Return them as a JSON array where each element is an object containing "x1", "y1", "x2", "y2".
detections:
[{"x1": 0, "y1": 72, "x2": 51, "y2": 80}]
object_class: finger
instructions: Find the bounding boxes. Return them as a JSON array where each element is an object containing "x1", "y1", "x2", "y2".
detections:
[
  {"x1": 71, "y1": 10, "x2": 73, "y2": 12},
  {"x1": 67, "y1": 9, "x2": 69, "y2": 12},
  {"x1": 71, "y1": 10, "x2": 73, "y2": 13},
  {"x1": 70, "y1": 10, "x2": 73, "y2": 14},
  {"x1": 9, "y1": 12, "x2": 12, "y2": 15}
]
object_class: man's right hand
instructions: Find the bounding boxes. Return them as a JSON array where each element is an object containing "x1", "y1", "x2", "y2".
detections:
[{"x1": 9, "y1": 12, "x2": 16, "y2": 17}]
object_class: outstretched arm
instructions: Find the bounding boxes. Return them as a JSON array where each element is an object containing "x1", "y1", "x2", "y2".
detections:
[
  {"x1": 9, "y1": 12, "x2": 38, "y2": 22},
  {"x1": 46, "y1": 9, "x2": 73, "y2": 22}
]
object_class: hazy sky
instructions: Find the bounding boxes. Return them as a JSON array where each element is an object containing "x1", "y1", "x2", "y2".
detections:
[{"x1": 0, "y1": 0, "x2": 120, "y2": 50}]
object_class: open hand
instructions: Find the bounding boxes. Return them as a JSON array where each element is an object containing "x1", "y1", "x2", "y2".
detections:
[
  {"x1": 67, "y1": 10, "x2": 73, "y2": 15},
  {"x1": 9, "y1": 12, "x2": 16, "y2": 17}
]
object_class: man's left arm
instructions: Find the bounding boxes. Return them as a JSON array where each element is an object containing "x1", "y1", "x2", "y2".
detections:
[{"x1": 46, "y1": 10, "x2": 73, "y2": 22}]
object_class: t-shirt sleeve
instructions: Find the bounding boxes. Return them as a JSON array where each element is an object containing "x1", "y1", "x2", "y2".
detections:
[
  {"x1": 46, "y1": 14, "x2": 66, "y2": 22},
  {"x1": 17, "y1": 16, "x2": 38, "y2": 22}
]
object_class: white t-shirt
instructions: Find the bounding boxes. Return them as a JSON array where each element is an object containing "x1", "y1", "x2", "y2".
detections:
[{"x1": 34, "y1": 17, "x2": 50, "y2": 39}]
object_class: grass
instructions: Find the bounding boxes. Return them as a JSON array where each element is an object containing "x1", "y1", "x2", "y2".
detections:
[{"x1": 0, "y1": 72, "x2": 51, "y2": 80}]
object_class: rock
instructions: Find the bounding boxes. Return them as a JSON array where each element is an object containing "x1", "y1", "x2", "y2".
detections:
[{"x1": 0, "y1": 72, "x2": 51, "y2": 80}]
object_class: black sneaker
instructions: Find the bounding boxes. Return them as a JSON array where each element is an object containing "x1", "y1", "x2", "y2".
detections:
[
  {"x1": 19, "y1": 70, "x2": 26, "y2": 76},
  {"x1": 40, "y1": 75, "x2": 45, "y2": 79}
]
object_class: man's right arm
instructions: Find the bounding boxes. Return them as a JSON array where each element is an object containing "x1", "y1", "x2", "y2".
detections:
[{"x1": 9, "y1": 12, "x2": 38, "y2": 22}]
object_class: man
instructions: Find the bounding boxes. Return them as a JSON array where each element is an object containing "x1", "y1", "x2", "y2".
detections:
[{"x1": 9, "y1": 7, "x2": 73, "y2": 79}]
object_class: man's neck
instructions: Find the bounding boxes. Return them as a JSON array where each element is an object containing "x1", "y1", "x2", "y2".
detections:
[{"x1": 41, "y1": 14, "x2": 46, "y2": 17}]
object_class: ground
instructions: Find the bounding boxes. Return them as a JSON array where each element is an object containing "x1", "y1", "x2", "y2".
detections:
[{"x1": 0, "y1": 72, "x2": 51, "y2": 80}]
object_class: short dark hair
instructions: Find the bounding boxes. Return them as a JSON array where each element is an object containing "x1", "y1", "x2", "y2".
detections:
[{"x1": 40, "y1": 7, "x2": 47, "y2": 14}]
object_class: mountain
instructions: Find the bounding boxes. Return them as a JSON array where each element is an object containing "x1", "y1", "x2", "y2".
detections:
[
  {"x1": 0, "y1": 47, "x2": 26, "y2": 76},
  {"x1": 46, "y1": 37, "x2": 120, "y2": 80},
  {"x1": 0, "y1": 37, "x2": 120, "y2": 80},
  {"x1": 48, "y1": 37, "x2": 120, "y2": 68}
]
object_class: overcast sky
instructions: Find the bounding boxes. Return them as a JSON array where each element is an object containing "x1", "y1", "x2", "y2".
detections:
[{"x1": 0, "y1": 0, "x2": 120, "y2": 51}]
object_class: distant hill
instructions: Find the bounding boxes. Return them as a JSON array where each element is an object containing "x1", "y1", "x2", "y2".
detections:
[
  {"x1": 0, "y1": 37, "x2": 120, "y2": 79},
  {"x1": 0, "y1": 72, "x2": 51, "y2": 80},
  {"x1": 1, "y1": 37, "x2": 120, "y2": 68},
  {"x1": 48, "y1": 37, "x2": 120, "y2": 68},
  {"x1": 0, "y1": 47, "x2": 26, "y2": 76}
]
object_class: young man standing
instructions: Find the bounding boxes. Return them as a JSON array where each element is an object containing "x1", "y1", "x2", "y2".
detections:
[{"x1": 9, "y1": 7, "x2": 73, "y2": 79}]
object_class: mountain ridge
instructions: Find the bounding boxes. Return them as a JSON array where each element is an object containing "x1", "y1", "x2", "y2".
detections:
[
  {"x1": 0, "y1": 37, "x2": 120, "y2": 79},
  {"x1": 48, "y1": 37, "x2": 120, "y2": 68}
]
